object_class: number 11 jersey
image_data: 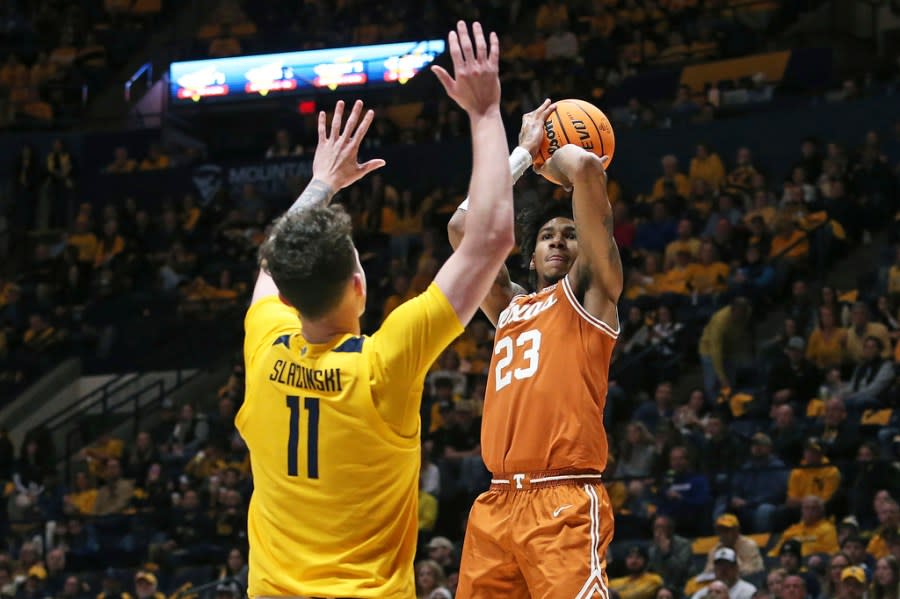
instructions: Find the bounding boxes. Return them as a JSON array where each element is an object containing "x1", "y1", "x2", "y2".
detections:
[
  {"x1": 482, "y1": 274, "x2": 617, "y2": 475},
  {"x1": 238, "y1": 284, "x2": 463, "y2": 598}
]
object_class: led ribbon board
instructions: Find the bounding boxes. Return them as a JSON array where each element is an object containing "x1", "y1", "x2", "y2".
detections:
[{"x1": 169, "y1": 39, "x2": 446, "y2": 104}]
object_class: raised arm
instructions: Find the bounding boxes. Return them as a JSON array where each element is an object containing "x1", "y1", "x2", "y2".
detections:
[
  {"x1": 539, "y1": 144, "x2": 623, "y2": 327},
  {"x1": 430, "y1": 21, "x2": 515, "y2": 325},
  {"x1": 447, "y1": 99, "x2": 555, "y2": 325},
  {"x1": 250, "y1": 100, "x2": 386, "y2": 305}
]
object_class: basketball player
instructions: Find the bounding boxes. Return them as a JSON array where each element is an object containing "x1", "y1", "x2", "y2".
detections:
[
  {"x1": 448, "y1": 111, "x2": 623, "y2": 598},
  {"x1": 239, "y1": 21, "x2": 514, "y2": 598}
]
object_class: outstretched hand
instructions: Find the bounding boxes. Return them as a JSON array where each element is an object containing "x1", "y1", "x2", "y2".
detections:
[
  {"x1": 518, "y1": 98, "x2": 555, "y2": 159},
  {"x1": 311, "y1": 99, "x2": 386, "y2": 192},
  {"x1": 431, "y1": 21, "x2": 501, "y2": 117}
]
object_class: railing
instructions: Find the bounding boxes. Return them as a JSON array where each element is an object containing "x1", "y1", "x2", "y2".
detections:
[{"x1": 125, "y1": 61, "x2": 154, "y2": 103}]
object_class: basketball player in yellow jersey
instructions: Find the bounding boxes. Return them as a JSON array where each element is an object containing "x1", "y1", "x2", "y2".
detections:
[{"x1": 238, "y1": 21, "x2": 515, "y2": 599}]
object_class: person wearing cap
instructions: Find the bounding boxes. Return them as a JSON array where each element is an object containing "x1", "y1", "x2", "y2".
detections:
[
  {"x1": 609, "y1": 546, "x2": 664, "y2": 599},
  {"x1": 134, "y1": 572, "x2": 164, "y2": 599},
  {"x1": 774, "y1": 540, "x2": 821, "y2": 598},
  {"x1": 703, "y1": 515, "x2": 764, "y2": 579},
  {"x1": 690, "y1": 548, "x2": 757, "y2": 599},
  {"x1": 648, "y1": 515, "x2": 693, "y2": 591},
  {"x1": 771, "y1": 496, "x2": 839, "y2": 558},
  {"x1": 784, "y1": 438, "x2": 841, "y2": 512},
  {"x1": 841, "y1": 336, "x2": 895, "y2": 409},
  {"x1": 765, "y1": 335, "x2": 819, "y2": 409},
  {"x1": 426, "y1": 537, "x2": 457, "y2": 573},
  {"x1": 839, "y1": 515, "x2": 862, "y2": 547},
  {"x1": 727, "y1": 432, "x2": 788, "y2": 533},
  {"x1": 840, "y1": 566, "x2": 867, "y2": 599}
]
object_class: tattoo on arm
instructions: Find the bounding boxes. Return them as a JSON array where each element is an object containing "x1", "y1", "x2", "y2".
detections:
[{"x1": 288, "y1": 179, "x2": 335, "y2": 213}]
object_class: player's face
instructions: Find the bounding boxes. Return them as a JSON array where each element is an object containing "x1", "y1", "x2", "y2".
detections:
[{"x1": 531, "y1": 217, "x2": 577, "y2": 285}]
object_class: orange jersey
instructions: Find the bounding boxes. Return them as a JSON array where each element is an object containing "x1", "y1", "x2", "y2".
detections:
[{"x1": 482, "y1": 275, "x2": 616, "y2": 474}]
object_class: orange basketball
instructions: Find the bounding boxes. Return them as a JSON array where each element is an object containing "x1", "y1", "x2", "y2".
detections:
[{"x1": 532, "y1": 99, "x2": 615, "y2": 172}]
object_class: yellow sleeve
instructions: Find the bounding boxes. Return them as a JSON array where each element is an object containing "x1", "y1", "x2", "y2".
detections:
[
  {"x1": 821, "y1": 466, "x2": 841, "y2": 501},
  {"x1": 243, "y1": 296, "x2": 300, "y2": 371},
  {"x1": 368, "y1": 283, "x2": 464, "y2": 434},
  {"x1": 786, "y1": 469, "x2": 802, "y2": 500},
  {"x1": 813, "y1": 522, "x2": 839, "y2": 555}
]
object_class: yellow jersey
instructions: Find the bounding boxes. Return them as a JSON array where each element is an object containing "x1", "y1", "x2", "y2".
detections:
[{"x1": 238, "y1": 283, "x2": 463, "y2": 598}]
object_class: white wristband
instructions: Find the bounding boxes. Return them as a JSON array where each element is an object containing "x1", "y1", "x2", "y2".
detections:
[{"x1": 457, "y1": 146, "x2": 533, "y2": 212}]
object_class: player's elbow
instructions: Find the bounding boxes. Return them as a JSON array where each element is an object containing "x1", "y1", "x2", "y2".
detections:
[
  {"x1": 483, "y1": 227, "x2": 516, "y2": 257},
  {"x1": 447, "y1": 210, "x2": 465, "y2": 249}
]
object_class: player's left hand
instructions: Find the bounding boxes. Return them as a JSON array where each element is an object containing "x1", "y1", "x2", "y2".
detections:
[
  {"x1": 518, "y1": 98, "x2": 555, "y2": 159},
  {"x1": 312, "y1": 99, "x2": 386, "y2": 192}
]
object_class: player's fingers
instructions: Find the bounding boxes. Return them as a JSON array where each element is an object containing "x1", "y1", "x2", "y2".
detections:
[
  {"x1": 358, "y1": 158, "x2": 386, "y2": 176},
  {"x1": 456, "y1": 21, "x2": 474, "y2": 63},
  {"x1": 330, "y1": 100, "x2": 344, "y2": 140},
  {"x1": 431, "y1": 65, "x2": 454, "y2": 93},
  {"x1": 350, "y1": 109, "x2": 376, "y2": 148},
  {"x1": 540, "y1": 99, "x2": 556, "y2": 121},
  {"x1": 447, "y1": 31, "x2": 462, "y2": 69},
  {"x1": 472, "y1": 22, "x2": 486, "y2": 61},
  {"x1": 317, "y1": 110, "x2": 327, "y2": 142},
  {"x1": 342, "y1": 100, "x2": 364, "y2": 141},
  {"x1": 489, "y1": 31, "x2": 500, "y2": 69},
  {"x1": 599, "y1": 155, "x2": 610, "y2": 166}
]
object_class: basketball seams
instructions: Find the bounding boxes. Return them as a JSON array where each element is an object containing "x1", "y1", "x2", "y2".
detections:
[{"x1": 555, "y1": 108, "x2": 573, "y2": 146}]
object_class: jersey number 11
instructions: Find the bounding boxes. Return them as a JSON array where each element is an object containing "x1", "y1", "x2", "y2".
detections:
[{"x1": 286, "y1": 396, "x2": 319, "y2": 478}]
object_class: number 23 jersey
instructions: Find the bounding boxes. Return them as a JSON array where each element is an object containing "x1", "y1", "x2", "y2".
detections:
[{"x1": 483, "y1": 275, "x2": 617, "y2": 475}]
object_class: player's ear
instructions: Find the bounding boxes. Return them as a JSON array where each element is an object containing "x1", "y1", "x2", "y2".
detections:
[
  {"x1": 529, "y1": 255, "x2": 536, "y2": 271},
  {"x1": 351, "y1": 272, "x2": 365, "y2": 296}
]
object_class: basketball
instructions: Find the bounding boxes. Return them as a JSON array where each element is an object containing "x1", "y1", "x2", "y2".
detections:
[{"x1": 533, "y1": 98, "x2": 615, "y2": 171}]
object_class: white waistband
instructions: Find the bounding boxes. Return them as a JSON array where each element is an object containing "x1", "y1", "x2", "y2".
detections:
[{"x1": 491, "y1": 473, "x2": 603, "y2": 484}]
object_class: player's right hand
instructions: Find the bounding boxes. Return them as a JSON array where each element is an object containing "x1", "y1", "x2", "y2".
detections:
[
  {"x1": 431, "y1": 21, "x2": 500, "y2": 117},
  {"x1": 518, "y1": 98, "x2": 555, "y2": 159},
  {"x1": 312, "y1": 99, "x2": 386, "y2": 192}
]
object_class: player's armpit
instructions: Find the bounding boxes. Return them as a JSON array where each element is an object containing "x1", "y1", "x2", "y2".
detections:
[{"x1": 243, "y1": 295, "x2": 300, "y2": 370}]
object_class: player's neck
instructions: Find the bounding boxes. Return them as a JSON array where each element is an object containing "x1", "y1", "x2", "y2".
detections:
[{"x1": 300, "y1": 313, "x2": 361, "y2": 345}]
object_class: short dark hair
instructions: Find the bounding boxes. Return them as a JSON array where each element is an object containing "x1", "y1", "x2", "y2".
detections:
[
  {"x1": 259, "y1": 205, "x2": 356, "y2": 319},
  {"x1": 517, "y1": 196, "x2": 574, "y2": 267}
]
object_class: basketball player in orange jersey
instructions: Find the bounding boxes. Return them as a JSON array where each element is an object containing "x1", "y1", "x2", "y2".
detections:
[{"x1": 448, "y1": 107, "x2": 623, "y2": 598}]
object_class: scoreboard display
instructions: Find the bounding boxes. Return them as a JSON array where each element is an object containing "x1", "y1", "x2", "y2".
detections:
[{"x1": 169, "y1": 40, "x2": 445, "y2": 105}]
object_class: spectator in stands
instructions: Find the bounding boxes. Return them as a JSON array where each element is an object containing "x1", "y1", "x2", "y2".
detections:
[
  {"x1": 166, "y1": 403, "x2": 209, "y2": 459},
  {"x1": 636, "y1": 202, "x2": 678, "y2": 254},
  {"x1": 657, "y1": 445, "x2": 711, "y2": 536},
  {"x1": 704, "y1": 195, "x2": 743, "y2": 239},
  {"x1": 688, "y1": 241, "x2": 729, "y2": 300},
  {"x1": 133, "y1": 572, "x2": 163, "y2": 599},
  {"x1": 766, "y1": 336, "x2": 820, "y2": 408},
  {"x1": 665, "y1": 219, "x2": 701, "y2": 268},
  {"x1": 414, "y1": 559, "x2": 452, "y2": 599},
  {"x1": 806, "y1": 306, "x2": 848, "y2": 371},
  {"x1": 42, "y1": 138, "x2": 75, "y2": 227},
  {"x1": 619, "y1": 421, "x2": 658, "y2": 478},
  {"x1": 690, "y1": 143, "x2": 726, "y2": 190},
  {"x1": 781, "y1": 574, "x2": 808, "y2": 599},
  {"x1": 699, "y1": 297, "x2": 752, "y2": 399},
  {"x1": 92, "y1": 458, "x2": 134, "y2": 516},
  {"x1": 811, "y1": 398, "x2": 860, "y2": 462},
  {"x1": 729, "y1": 245, "x2": 775, "y2": 305},
  {"x1": 634, "y1": 382, "x2": 675, "y2": 433},
  {"x1": 610, "y1": 545, "x2": 664, "y2": 599},
  {"x1": 425, "y1": 536, "x2": 458, "y2": 575},
  {"x1": 841, "y1": 535, "x2": 874, "y2": 574},
  {"x1": 265, "y1": 129, "x2": 303, "y2": 159},
  {"x1": 871, "y1": 556, "x2": 900, "y2": 599},
  {"x1": 702, "y1": 414, "x2": 742, "y2": 480},
  {"x1": 770, "y1": 404, "x2": 806, "y2": 465},
  {"x1": 867, "y1": 500, "x2": 900, "y2": 560},
  {"x1": 786, "y1": 438, "x2": 841, "y2": 510},
  {"x1": 846, "y1": 302, "x2": 892, "y2": 363},
  {"x1": 433, "y1": 399, "x2": 486, "y2": 499},
  {"x1": 653, "y1": 155, "x2": 691, "y2": 200},
  {"x1": 105, "y1": 148, "x2": 136, "y2": 174},
  {"x1": 838, "y1": 566, "x2": 868, "y2": 599},
  {"x1": 726, "y1": 433, "x2": 788, "y2": 532},
  {"x1": 648, "y1": 514, "x2": 693, "y2": 591},
  {"x1": 691, "y1": 548, "x2": 757, "y2": 599},
  {"x1": 698, "y1": 514, "x2": 766, "y2": 587},
  {"x1": 841, "y1": 336, "x2": 895, "y2": 409},
  {"x1": 774, "y1": 495, "x2": 839, "y2": 557},
  {"x1": 139, "y1": 144, "x2": 170, "y2": 171}
]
